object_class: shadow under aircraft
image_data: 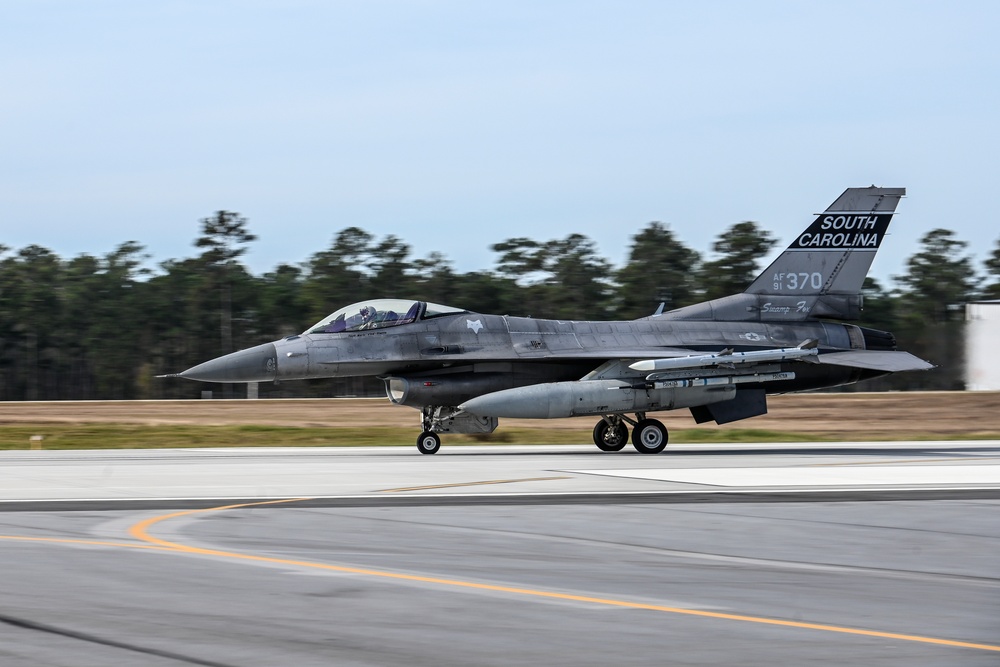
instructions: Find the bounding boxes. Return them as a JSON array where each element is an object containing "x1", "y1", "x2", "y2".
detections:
[{"x1": 171, "y1": 187, "x2": 931, "y2": 454}]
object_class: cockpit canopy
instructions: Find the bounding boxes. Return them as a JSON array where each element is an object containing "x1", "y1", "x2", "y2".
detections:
[{"x1": 306, "y1": 299, "x2": 467, "y2": 334}]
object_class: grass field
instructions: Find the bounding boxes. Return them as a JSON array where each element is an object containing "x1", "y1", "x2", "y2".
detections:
[
  {"x1": 5, "y1": 423, "x2": 1000, "y2": 450},
  {"x1": 3, "y1": 393, "x2": 999, "y2": 449}
]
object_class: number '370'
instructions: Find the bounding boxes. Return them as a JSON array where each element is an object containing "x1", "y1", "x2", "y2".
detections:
[{"x1": 773, "y1": 272, "x2": 823, "y2": 290}]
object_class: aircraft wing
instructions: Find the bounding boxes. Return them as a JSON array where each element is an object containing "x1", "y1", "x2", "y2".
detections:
[{"x1": 817, "y1": 350, "x2": 935, "y2": 372}]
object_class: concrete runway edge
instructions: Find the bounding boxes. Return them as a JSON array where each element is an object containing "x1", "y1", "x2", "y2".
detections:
[{"x1": 3, "y1": 487, "x2": 1000, "y2": 512}]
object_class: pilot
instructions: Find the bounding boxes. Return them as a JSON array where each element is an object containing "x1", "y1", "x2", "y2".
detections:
[{"x1": 359, "y1": 305, "x2": 377, "y2": 329}]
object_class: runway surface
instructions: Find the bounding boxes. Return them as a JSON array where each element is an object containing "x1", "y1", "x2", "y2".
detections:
[{"x1": 1, "y1": 441, "x2": 999, "y2": 665}]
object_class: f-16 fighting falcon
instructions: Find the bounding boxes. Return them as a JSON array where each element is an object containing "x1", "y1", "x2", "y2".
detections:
[{"x1": 174, "y1": 187, "x2": 932, "y2": 454}]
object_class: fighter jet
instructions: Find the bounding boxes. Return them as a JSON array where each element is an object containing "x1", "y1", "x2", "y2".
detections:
[{"x1": 175, "y1": 186, "x2": 932, "y2": 454}]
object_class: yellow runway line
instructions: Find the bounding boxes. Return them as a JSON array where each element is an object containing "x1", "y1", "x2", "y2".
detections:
[{"x1": 126, "y1": 499, "x2": 1000, "y2": 654}]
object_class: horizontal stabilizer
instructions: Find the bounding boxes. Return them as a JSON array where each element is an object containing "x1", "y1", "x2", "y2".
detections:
[{"x1": 818, "y1": 350, "x2": 934, "y2": 372}]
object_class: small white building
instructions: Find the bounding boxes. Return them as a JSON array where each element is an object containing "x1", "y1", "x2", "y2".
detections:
[{"x1": 965, "y1": 300, "x2": 1000, "y2": 390}]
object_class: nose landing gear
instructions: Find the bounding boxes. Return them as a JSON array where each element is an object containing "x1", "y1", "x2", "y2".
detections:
[{"x1": 416, "y1": 431, "x2": 441, "y2": 455}]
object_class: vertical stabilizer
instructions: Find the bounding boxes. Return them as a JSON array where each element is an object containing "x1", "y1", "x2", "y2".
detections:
[{"x1": 664, "y1": 186, "x2": 905, "y2": 322}]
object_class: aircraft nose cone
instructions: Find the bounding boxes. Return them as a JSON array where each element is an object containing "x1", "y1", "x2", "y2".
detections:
[{"x1": 179, "y1": 343, "x2": 278, "y2": 383}]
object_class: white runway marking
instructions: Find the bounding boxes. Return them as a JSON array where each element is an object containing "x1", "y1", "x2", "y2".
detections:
[{"x1": 573, "y1": 465, "x2": 1000, "y2": 487}]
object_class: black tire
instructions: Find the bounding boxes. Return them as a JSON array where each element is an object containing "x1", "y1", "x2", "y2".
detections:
[
  {"x1": 416, "y1": 431, "x2": 441, "y2": 455},
  {"x1": 631, "y1": 419, "x2": 668, "y2": 454},
  {"x1": 592, "y1": 420, "x2": 628, "y2": 452}
]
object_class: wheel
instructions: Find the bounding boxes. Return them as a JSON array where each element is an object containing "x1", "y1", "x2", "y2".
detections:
[
  {"x1": 631, "y1": 419, "x2": 667, "y2": 454},
  {"x1": 416, "y1": 431, "x2": 441, "y2": 455},
  {"x1": 592, "y1": 420, "x2": 628, "y2": 452}
]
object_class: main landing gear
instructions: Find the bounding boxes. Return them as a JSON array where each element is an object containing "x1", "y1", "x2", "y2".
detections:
[
  {"x1": 593, "y1": 416, "x2": 628, "y2": 451},
  {"x1": 592, "y1": 413, "x2": 668, "y2": 454}
]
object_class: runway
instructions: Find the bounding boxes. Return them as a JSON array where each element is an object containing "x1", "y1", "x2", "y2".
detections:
[
  {"x1": 4, "y1": 440, "x2": 1000, "y2": 506},
  {"x1": 1, "y1": 441, "x2": 999, "y2": 665}
]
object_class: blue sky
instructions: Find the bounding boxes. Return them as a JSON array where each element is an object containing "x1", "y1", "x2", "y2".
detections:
[{"x1": 2, "y1": 1, "x2": 998, "y2": 287}]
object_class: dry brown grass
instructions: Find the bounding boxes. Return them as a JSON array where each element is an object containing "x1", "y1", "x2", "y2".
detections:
[{"x1": 2, "y1": 392, "x2": 999, "y2": 441}]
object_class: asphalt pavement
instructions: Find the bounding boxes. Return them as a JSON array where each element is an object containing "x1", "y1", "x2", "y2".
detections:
[{"x1": 1, "y1": 441, "x2": 998, "y2": 665}]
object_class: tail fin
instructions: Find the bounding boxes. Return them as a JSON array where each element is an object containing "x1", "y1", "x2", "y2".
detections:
[{"x1": 665, "y1": 186, "x2": 905, "y2": 322}]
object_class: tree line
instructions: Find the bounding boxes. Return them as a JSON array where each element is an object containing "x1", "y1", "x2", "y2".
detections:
[{"x1": 1, "y1": 212, "x2": 995, "y2": 401}]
